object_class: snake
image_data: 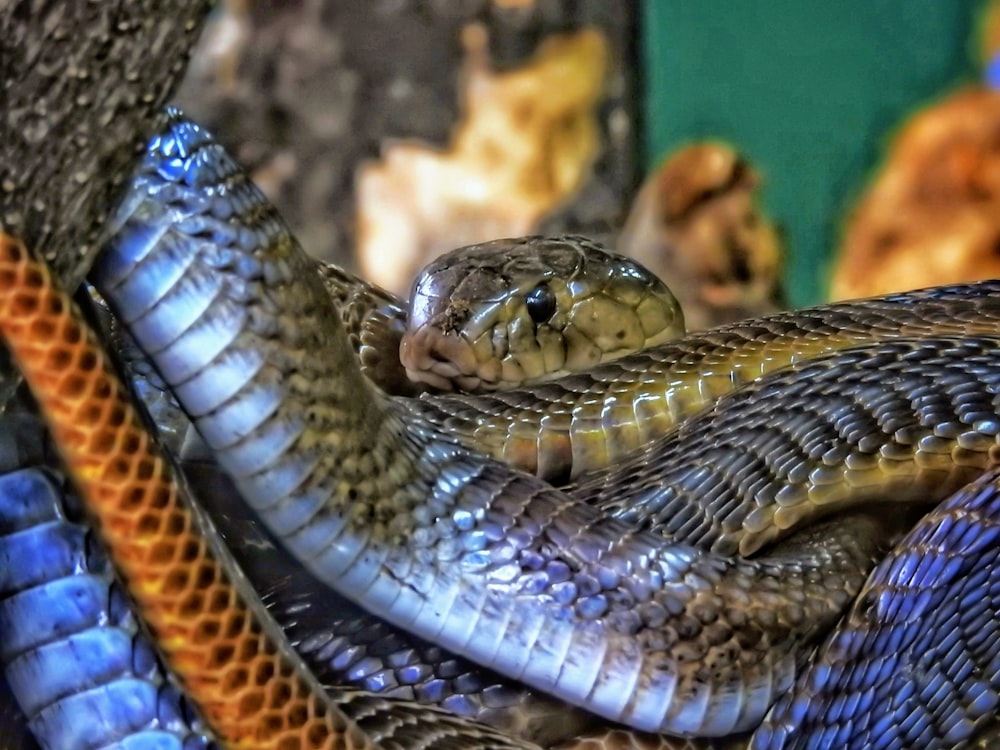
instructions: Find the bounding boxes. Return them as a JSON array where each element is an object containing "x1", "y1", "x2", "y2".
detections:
[
  {"x1": 0, "y1": 150, "x2": 703, "y2": 748},
  {"x1": 0, "y1": 120, "x2": 996, "y2": 748},
  {"x1": 0, "y1": 459, "x2": 216, "y2": 748},
  {"x1": 394, "y1": 234, "x2": 684, "y2": 393},
  {"x1": 73, "y1": 109, "x2": 1000, "y2": 743},
  {"x1": 107, "y1": 220, "x2": 686, "y2": 446},
  {"x1": 66, "y1": 154, "x2": 689, "y2": 747}
]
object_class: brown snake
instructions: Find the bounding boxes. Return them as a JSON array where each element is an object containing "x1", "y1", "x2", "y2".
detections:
[
  {"x1": 4, "y1": 10, "x2": 990, "y2": 748},
  {"x1": 2, "y1": 3, "x2": 998, "y2": 747},
  {"x1": 81, "y1": 111, "x2": 1000, "y2": 746}
]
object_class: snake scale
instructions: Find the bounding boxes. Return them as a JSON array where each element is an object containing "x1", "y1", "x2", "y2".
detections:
[{"x1": 2, "y1": 5, "x2": 1000, "y2": 747}]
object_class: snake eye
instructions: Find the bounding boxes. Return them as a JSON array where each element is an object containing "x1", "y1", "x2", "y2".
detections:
[{"x1": 525, "y1": 283, "x2": 557, "y2": 324}]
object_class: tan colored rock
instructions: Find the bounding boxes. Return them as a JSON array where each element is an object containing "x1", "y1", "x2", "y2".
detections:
[
  {"x1": 832, "y1": 87, "x2": 1000, "y2": 300},
  {"x1": 618, "y1": 143, "x2": 784, "y2": 330}
]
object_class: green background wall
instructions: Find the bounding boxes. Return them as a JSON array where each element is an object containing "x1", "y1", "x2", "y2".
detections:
[{"x1": 641, "y1": 2, "x2": 980, "y2": 306}]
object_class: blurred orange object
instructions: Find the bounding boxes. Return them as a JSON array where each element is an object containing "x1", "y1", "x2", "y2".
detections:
[
  {"x1": 357, "y1": 25, "x2": 607, "y2": 296},
  {"x1": 831, "y1": 87, "x2": 1000, "y2": 300},
  {"x1": 617, "y1": 142, "x2": 784, "y2": 330}
]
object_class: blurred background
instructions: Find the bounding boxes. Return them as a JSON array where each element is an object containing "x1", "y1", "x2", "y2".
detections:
[{"x1": 175, "y1": 0, "x2": 995, "y2": 329}]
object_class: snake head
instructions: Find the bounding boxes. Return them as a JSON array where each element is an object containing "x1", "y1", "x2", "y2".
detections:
[{"x1": 400, "y1": 234, "x2": 685, "y2": 391}]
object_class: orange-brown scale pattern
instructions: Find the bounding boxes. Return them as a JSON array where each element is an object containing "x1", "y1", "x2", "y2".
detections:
[{"x1": 0, "y1": 232, "x2": 373, "y2": 750}]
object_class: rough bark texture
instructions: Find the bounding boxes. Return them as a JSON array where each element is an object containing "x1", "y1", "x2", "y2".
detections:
[
  {"x1": 1, "y1": 0, "x2": 212, "y2": 288},
  {"x1": 0, "y1": 3, "x2": 212, "y2": 746}
]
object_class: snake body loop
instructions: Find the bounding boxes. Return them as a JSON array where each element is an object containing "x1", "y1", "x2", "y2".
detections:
[
  {"x1": 3, "y1": 103, "x2": 999, "y2": 747},
  {"x1": 411, "y1": 283, "x2": 1000, "y2": 483},
  {"x1": 5, "y1": 0, "x2": 1000, "y2": 741},
  {"x1": 179, "y1": 456, "x2": 599, "y2": 747},
  {"x1": 91, "y1": 111, "x2": 919, "y2": 738},
  {"x1": 753, "y1": 466, "x2": 1000, "y2": 749},
  {"x1": 0, "y1": 464, "x2": 213, "y2": 748}
]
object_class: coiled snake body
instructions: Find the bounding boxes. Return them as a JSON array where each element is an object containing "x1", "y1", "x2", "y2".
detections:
[
  {"x1": 5, "y1": 4, "x2": 994, "y2": 749},
  {"x1": 53, "y1": 111, "x2": 996, "y2": 745}
]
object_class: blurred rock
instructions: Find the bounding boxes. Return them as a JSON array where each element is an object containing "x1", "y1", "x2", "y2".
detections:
[
  {"x1": 832, "y1": 87, "x2": 1000, "y2": 300},
  {"x1": 617, "y1": 142, "x2": 785, "y2": 330},
  {"x1": 357, "y1": 25, "x2": 607, "y2": 295}
]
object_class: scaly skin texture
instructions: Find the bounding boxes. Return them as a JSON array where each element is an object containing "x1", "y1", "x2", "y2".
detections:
[
  {"x1": 104, "y1": 108, "x2": 1000, "y2": 488},
  {"x1": 753, "y1": 466, "x2": 1000, "y2": 749},
  {"x1": 415, "y1": 286, "x2": 1000, "y2": 482},
  {"x1": 0, "y1": 464, "x2": 214, "y2": 749},
  {"x1": 0, "y1": 232, "x2": 373, "y2": 750},
  {"x1": 95, "y1": 114, "x2": 890, "y2": 738},
  {"x1": 398, "y1": 235, "x2": 684, "y2": 392}
]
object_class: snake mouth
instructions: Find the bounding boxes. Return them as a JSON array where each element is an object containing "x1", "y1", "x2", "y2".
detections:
[{"x1": 400, "y1": 324, "x2": 499, "y2": 391}]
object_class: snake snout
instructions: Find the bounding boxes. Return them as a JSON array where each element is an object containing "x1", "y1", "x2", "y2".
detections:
[{"x1": 400, "y1": 324, "x2": 495, "y2": 391}]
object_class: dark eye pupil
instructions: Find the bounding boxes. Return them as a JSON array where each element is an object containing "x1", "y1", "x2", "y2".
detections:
[{"x1": 525, "y1": 283, "x2": 556, "y2": 324}]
